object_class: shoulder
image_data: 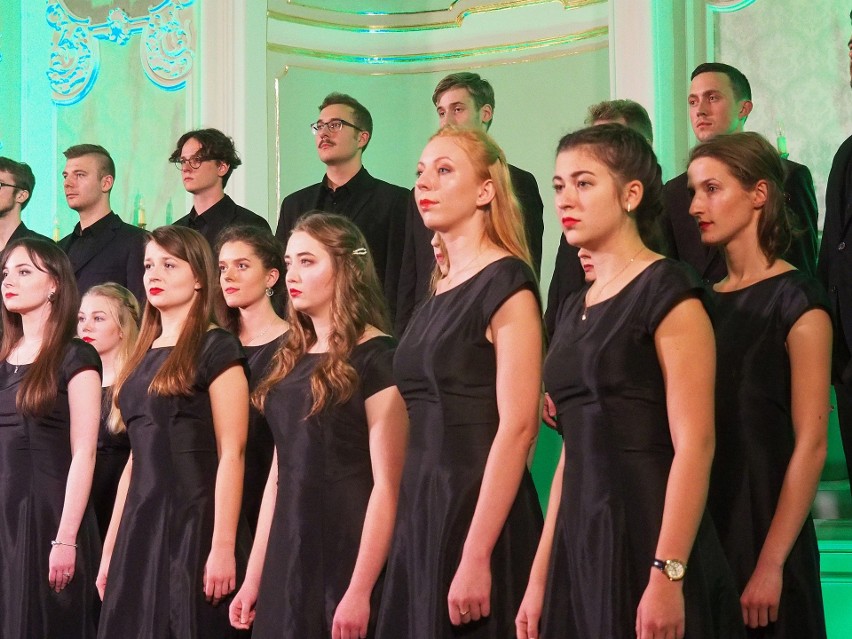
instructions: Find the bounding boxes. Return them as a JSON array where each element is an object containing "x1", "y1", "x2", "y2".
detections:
[
  {"x1": 478, "y1": 257, "x2": 540, "y2": 317},
  {"x1": 645, "y1": 258, "x2": 702, "y2": 291},
  {"x1": 776, "y1": 270, "x2": 829, "y2": 309},
  {"x1": 62, "y1": 338, "x2": 102, "y2": 378},
  {"x1": 781, "y1": 157, "x2": 814, "y2": 184},
  {"x1": 663, "y1": 171, "x2": 688, "y2": 193},
  {"x1": 114, "y1": 217, "x2": 147, "y2": 238},
  {"x1": 371, "y1": 176, "x2": 410, "y2": 199},
  {"x1": 281, "y1": 182, "x2": 322, "y2": 207},
  {"x1": 353, "y1": 335, "x2": 397, "y2": 396}
]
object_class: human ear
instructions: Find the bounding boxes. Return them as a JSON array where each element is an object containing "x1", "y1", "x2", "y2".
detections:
[{"x1": 475, "y1": 179, "x2": 496, "y2": 208}]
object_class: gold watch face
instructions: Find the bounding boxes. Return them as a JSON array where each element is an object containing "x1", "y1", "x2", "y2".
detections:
[{"x1": 664, "y1": 560, "x2": 686, "y2": 581}]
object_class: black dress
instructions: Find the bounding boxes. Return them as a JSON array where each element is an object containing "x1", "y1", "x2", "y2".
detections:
[
  {"x1": 541, "y1": 259, "x2": 744, "y2": 638},
  {"x1": 98, "y1": 329, "x2": 250, "y2": 639},
  {"x1": 377, "y1": 257, "x2": 544, "y2": 639},
  {"x1": 252, "y1": 335, "x2": 397, "y2": 638},
  {"x1": 90, "y1": 387, "x2": 131, "y2": 541},
  {"x1": 0, "y1": 339, "x2": 101, "y2": 639},
  {"x1": 708, "y1": 270, "x2": 828, "y2": 638},
  {"x1": 242, "y1": 333, "x2": 286, "y2": 536}
]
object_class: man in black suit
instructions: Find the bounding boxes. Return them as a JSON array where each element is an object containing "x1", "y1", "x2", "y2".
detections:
[
  {"x1": 544, "y1": 99, "x2": 656, "y2": 338},
  {"x1": 170, "y1": 128, "x2": 270, "y2": 248},
  {"x1": 394, "y1": 72, "x2": 544, "y2": 335},
  {"x1": 664, "y1": 62, "x2": 818, "y2": 282},
  {"x1": 0, "y1": 157, "x2": 51, "y2": 250},
  {"x1": 817, "y1": 11, "x2": 852, "y2": 493},
  {"x1": 275, "y1": 93, "x2": 408, "y2": 321},
  {"x1": 59, "y1": 144, "x2": 146, "y2": 303}
]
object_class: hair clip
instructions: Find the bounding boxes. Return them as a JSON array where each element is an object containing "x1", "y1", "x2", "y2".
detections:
[{"x1": 352, "y1": 247, "x2": 368, "y2": 256}]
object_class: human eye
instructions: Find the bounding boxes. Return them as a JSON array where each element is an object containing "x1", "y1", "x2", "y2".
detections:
[
  {"x1": 144, "y1": 262, "x2": 153, "y2": 270},
  {"x1": 453, "y1": 106, "x2": 464, "y2": 113},
  {"x1": 552, "y1": 182, "x2": 563, "y2": 193},
  {"x1": 300, "y1": 258, "x2": 313, "y2": 266},
  {"x1": 328, "y1": 120, "x2": 343, "y2": 132},
  {"x1": 77, "y1": 314, "x2": 85, "y2": 323}
]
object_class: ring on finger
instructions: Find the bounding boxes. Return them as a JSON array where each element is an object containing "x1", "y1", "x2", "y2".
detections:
[{"x1": 460, "y1": 609, "x2": 470, "y2": 616}]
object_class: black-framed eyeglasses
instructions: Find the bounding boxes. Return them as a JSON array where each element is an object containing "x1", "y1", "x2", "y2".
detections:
[
  {"x1": 171, "y1": 154, "x2": 210, "y2": 170},
  {"x1": 310, "y1": 119, "x2": 362, "y2": 135},
  {"x1": 0, "y1": 181, "x2": 21, "y2": 191}
]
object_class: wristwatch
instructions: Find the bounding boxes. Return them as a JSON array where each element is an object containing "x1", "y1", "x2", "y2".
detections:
[{"x1": 652, "y1": 558, "x2": 687, "y2": 581}]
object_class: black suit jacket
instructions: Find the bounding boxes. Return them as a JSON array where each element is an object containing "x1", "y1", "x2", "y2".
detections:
[
  {"x1": 6, "y1": 221, "x2": 52, "y2": 247},
  {"x1": 59, "y1": 212, "x2": 147, "y2": 304},
  {"x1": 818, "y1": 134, "x2": 852, "y2": 381},
  {"x1": 663, "y1": 158, "x2": 818, "y2": 282},
  {"x1": 275, "y1": 168, "x2": 409, "y2": 322},
  {"x1": 174, "y1": 194, "x2": 269, "y2": 249},
  {"x1": 394, "y1": 163, "x2": 544, "y2": 336}
]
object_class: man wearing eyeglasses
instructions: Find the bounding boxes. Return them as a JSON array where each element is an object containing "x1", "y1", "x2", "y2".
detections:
[
  {"x1": 170, "y1": 128, "x2": 270, "y2": 248},
  {"x1": 58, "y1": 144, "x2": 146, "y2": 303},
  {"x1": 275, "y1": 93, "x2": 408, "y2": 321},
  {"x1": 0, "y1": 157, "x2": 51, "y2": 250}
]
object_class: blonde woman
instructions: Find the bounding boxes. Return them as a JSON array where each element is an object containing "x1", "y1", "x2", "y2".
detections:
[{"x1": 77, "y1": 283, "x2": 139, "y2": 540}]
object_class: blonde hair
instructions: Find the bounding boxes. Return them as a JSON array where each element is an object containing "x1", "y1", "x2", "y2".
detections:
[
  {"x1": 82, "y1": 283, "x2": 140, "y2": 434},
  {"x1": 253, "y1": 213, "x2": 388, "y2": 416},
  {"x1": 113, "y1": 227, "x2": 219, "y2": 430},
  {"x1": 426, "y1": 126, "x2": 532, "y2": 290}
]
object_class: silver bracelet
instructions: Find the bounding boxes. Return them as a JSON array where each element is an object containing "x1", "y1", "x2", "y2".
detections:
[{"x1": 50, "y1": 540, "x2": 78, "y2": 549}]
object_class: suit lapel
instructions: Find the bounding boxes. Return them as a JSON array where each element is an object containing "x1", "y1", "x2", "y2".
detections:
[{"x1": 68, "y1": 215, "x2": 119, "y2": 274}]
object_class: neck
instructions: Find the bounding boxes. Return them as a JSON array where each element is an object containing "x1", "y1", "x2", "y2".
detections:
[
  {"x1": 237, "y1": 299, "x2": 282, "y2": 344},
  {"x1": 308, "y1": 312, "x2": 332, "y2": 352},
  {"x1": 584, "y1": 227, "x2": 647, "y2": 283},
  {"x1": 192, "y1": 188, "x2": 225, "y2": 215},
  {"x1": 324, "y1": 159, "x2": 362, "y2": 191},
  {"x1": 720, "y1": 233, "x2": 772, "y2": 286},
  {"x1": 0, "y1": 210, "x2": 23, "y2": 249},
  {"x1": 20, "y1": 310, "x2": 48, "y2": 345},
  {"x1": 98, "y1": 349, "x2": 117, "y2": 385},
  {"x1": 158, "y1": 307, "x2": 190, "y2": 342},
  {"x1": 77, "y1": 202, "x2": 112, "y2": 229},
  {"x1": 440, "y1": 216, "x2": 491, "y2": 276}
]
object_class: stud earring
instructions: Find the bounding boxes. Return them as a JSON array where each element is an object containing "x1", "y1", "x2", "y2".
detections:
[{"x1": 47, "y1": 291, "x2": 56, "y2": 303}]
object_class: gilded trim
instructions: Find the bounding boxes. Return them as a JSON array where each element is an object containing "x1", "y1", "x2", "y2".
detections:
[
  {"x1": 269, "y1": 0, "x2": 605, "y2": 32},
  {"x1": 266, "y1": 25, "x2": 608, "y2": 65}
]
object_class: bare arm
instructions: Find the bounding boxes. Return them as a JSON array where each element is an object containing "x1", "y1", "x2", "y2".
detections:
[
  {"x1": 448, "y1": 288, "x2": 543, "y2": 625},
  {"x1": 50, "y1": 369, "x2": 101, "y2": 592},
  {"x1": 516, "y1": 447, "x2": 565, "y2": 639},
  {"x1": 637, "y1": 298, "x2": 716, "y2": 639},
  {"x1": 333, "y1": 385, "x2": 409, "y2": 639},
  {"x1": 230, "y1": 450, "x2": 279, "y2": 629},
  {"x1": 206, "y1": 364, "x2": 249, "y2": 605},
  {"x1": 740, "y1": 308, "x2": 831, "y2": 628}
]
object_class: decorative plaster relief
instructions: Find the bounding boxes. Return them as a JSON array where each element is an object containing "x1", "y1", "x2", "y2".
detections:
[{"x1": 46, "y1": 0, "x2": 195, "y2": 105}]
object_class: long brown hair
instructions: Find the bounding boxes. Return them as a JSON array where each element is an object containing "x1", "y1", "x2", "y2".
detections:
[
  {"x1": 113, "y1": 226, "x2": 218, "y2": 405},
  {"x1": 0, "y1": 238, "x2": 81, "y2": 416},
  {"x1": 426, "y1": 126, "x2": 532, "y2": 286},
  {"x1": 689, "y1": 132, "x2": 792, "y2": 262},
  {"x1": 253, "y1": 213, "x2": 388, "y2": 416},
  {"x1": 82, "y1": 283, "x2": 141, "y2": 433},
  {"x1": 214, "y1": 225, "x2": 285, "y2": 334}
]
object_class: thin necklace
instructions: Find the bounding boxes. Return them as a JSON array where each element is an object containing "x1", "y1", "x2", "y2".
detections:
[
  {"x1": 10, "y1": 338, "x2": 44, "y2": 373},
  {"x1": 582, "y1": 247, "x2": 645, "y2": 321},
  {"x1": 443, "y1": 249, "x2": 484, "y2": 289},
  {"x1": 244, "y1": 323, "x2": 273, "y2": 345}
]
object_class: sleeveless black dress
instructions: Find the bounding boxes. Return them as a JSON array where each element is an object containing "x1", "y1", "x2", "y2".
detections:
[
  {"x1": 541, "y1": 259, "x2": 744, "y2": 638},
  {"x1": 252, "y1": 336, "x2": 396, "y2": 638},
  {"x1": 90, "y1": 386, "x2": 131, "y2": 540},
  {"x1": 377, "y1": 257, "x2": 543, "y2": 639},
  {"x1": 98, "y1": 329, "x2": 250, "y2": 639},
  {"x1": 242, "y1": 333, "x2": 286, "y2": 535},
  {"x1": 708, "y1": 270, "x2": 828, "y2": 638},
  {"x1": 0, "y1": 339, "x2": 101, "y2": 639}
]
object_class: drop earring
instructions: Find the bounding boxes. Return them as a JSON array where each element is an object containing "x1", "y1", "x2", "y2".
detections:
[
  {"x1": 47, "y1": 291, "x2": 56, "y2": 303},
  {"x1": 265, "y1": 287, "x2": 274, "y2": 297}
]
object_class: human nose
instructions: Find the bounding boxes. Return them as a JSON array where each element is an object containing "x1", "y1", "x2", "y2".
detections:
[
  {"x1": 554, "y1": 186, "x2": 574, "y2": 211},
  {"x1": 79, "y1": 317, "x2": 93, "y2": 332},
  {"x1": 285, "y1": 265, "x2": 299, "y2": 283},
  {"x1": 221, "y1": 264, "x2": 234, "y2": 281}
]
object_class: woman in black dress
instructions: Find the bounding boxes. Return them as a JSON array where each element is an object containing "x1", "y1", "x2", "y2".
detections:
[
  {"x1": 97, "y1": 226, "x2": 250, "y2": 638},
  {"x1": 517, "y1": 125, "x2": 743, "y2": 639},
  {"x1": 216, "y1": 225, "x2": 289, "y2": 535},
  {"x1": 229, "y1": 213, "x2": 407, "y2": 638},
  {"x1": 0, "y1": 238, "x2": 102, "y2": 638},
  {"x1": 688, "y1": 132, "x2": 830, "y2": 638},
  {"x1": 77, "y1": 283, "x2": 139, "y2": 541},
  {"x1": 376, "y1": 127, "x2": 544, "y2": 638}
]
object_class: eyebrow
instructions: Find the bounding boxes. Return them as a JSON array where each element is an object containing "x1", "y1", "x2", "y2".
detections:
[{"x1": 438, "y1": 101, "x2": 466, "y2": 110}]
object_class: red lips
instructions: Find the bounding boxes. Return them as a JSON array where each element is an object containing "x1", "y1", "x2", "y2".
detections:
[
  {"x1": 82, "y1": 336, "x2": 94, "y2": 343},
  {"x1": 148, "y1": 287, "x2": 164, "y2": 296},
  {"x1": 289, "y1": 288, "x2": 302, "y2": 297},
  {"x1": 561, "y1": 217, "x2": 579, "y2": 229},
  {"x1": 419, "y1": 199, "x2": 437, "y2": 210}
]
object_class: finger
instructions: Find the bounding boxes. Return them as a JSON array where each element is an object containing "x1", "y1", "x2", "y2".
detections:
[
  {"x1": 332, "y1": 621, "x2": 341, "y2": 639},
  {"x1": 448, "y1": 602, "x2": 461, "y2": 626},
  {"x1": 758, "y1": 604, "x2": 769, "y2": 627},
  {"x1": 769, "y1": 603, "x2": 779, "y2": 623},
  {"x1": 481, "y1": 598, "x2": 491, "y2": 618},
  {"x1": 469, "y1": 603, "x2": 482, "y2": 622},
  {"x1": 677, "y1": 619, "x2": 686, "y2": 639}
]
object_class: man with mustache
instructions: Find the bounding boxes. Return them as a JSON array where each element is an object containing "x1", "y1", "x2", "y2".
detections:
[{"x1": 275, "y1": 93, "x2": 408, "y2": 321}]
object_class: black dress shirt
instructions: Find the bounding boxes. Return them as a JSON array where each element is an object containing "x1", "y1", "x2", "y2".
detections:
[
  {"x1": 276, "y1": 167, "x2": 409, "y2": 323},
  {"x1": 174, "y1": 194, "x2": 270, "y2": 249},
  {"x1": 59, "y1": 211, "x2": 147, "y2": 303}
]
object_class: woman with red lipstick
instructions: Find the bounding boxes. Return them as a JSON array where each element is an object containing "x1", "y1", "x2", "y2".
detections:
[
  {"x1": 376, "y1": 127, "x2": 543, "y2": 639},
  {"x1": 516, "y1": 125, "x2": 743, "y2": 639},
  {"x1": 216, "y1": 225, "x2": 289, "y2": 535},
  {"x1": 229, "y1": 213, "x2": 407, "y2": 639},
  {"x1": 77, "y1": 283, "x2": 140, "y2": 541},
  {"x1": 97, "y1": 226, "x2": 250, "y2": 639},
  {"x1": 0, "y1": 238, "x2": 102, "y2": 638},
  {"x1": 687, "y1": 133, "x2": 829, "y2": 638}
]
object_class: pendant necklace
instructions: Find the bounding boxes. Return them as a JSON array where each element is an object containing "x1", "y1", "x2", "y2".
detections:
[{"x1": 581, "y1": 247, "x2": 645, "y2": 321}]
